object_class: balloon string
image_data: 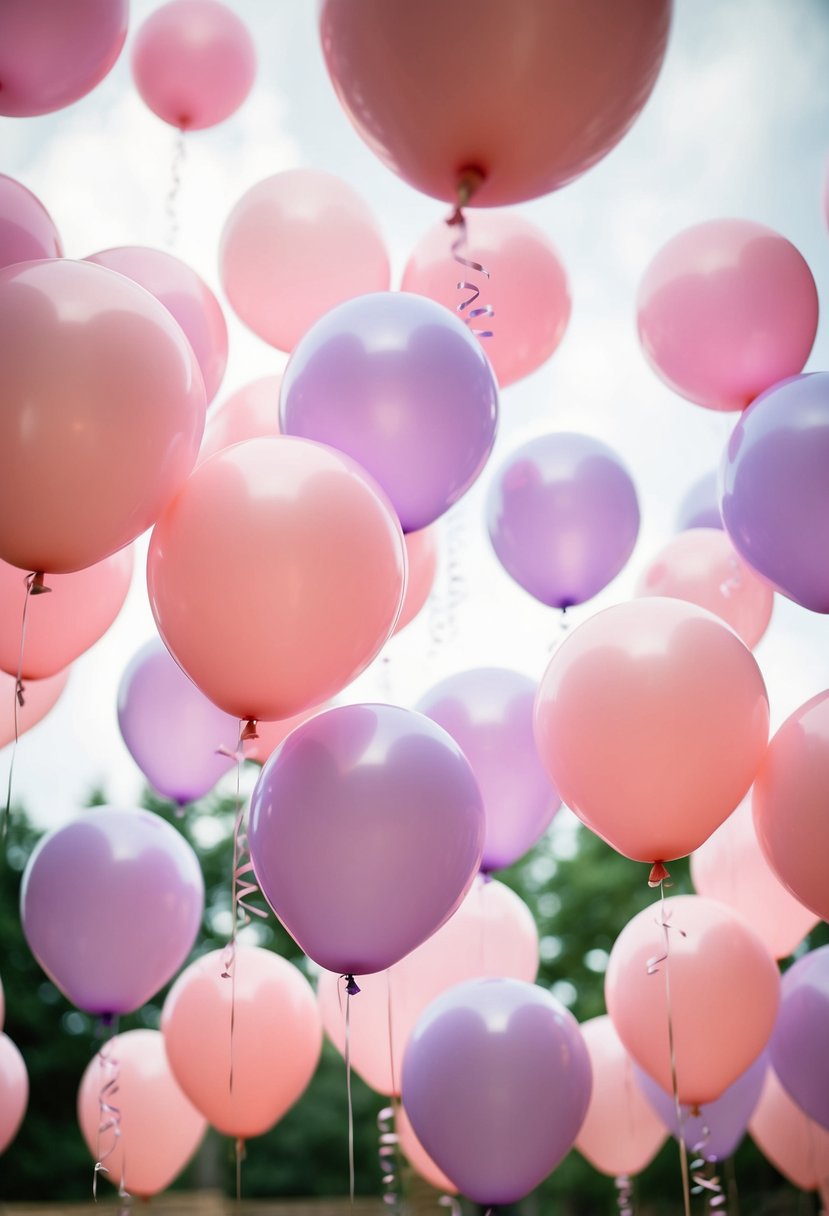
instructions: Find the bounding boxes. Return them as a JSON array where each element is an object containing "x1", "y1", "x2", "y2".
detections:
[
  {"x1": 615, "y1": 1173, "x2": 634, "y2": 1216},
  {"x1": 690, "y1": 1124, "x2": 727, "y2": 1214},
  {"x1": 445, "y1": 168, "x2": 494, "y2": 338},
  {"x1": 344, "y1": 978, "x2": 356, "y2": 1216},
  {"x1": 93, "y1": 1015, "x2": 128, "y2": 1202},
  {"x1": 165, "y1": 129, "x2": 186, "y2": 249},
  {"x1": 235, "y1": 1137, "x2": 245, "y2": 1216},
  {"x1": 377, "y1": 1104, "x2": 400, "y2": 1213},
  {"x1": 3, "y1": 572, "x2": 49, "y2": 844}
]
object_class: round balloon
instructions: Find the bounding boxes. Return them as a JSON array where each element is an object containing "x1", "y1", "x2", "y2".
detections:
[
  {"x1": 0, "y1": 1034, "x2": 27, "y2": 1155},
  {"x1": 0, "y1": 174, "x2": 62, "y2": 271},
  {"x1": 749, "y1": 1067, "x2": 829, "y2": 1192},
  {"x1": 0, "y1": 667, "x2": 69, "y2": 749},
  {"x1": 770, "y1": 946, "x2": 829, "y2": 1131},
  {"x1": 675, "y1": 470, "x2": 722, "y2": 532},
  {"x1": 198, "y1": 374, "x2": 281, "y2": 464}
]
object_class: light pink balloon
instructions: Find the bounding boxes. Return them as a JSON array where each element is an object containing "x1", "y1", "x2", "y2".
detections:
[
  {"x1": 77, "y1": 1030, "x2": 206, "y2": 1198},
  {"x1": 750, "y1": 1066, "x2": 829, "y2": 1192},
  {"x1": 0, "y1": 667, "x2": 69, "y2": 749},
  {"x1": 199, "y1": 375, "x2": 281, "y2": 464},
  {"x1": 317, "y1": 877, "x2": 539, "y2": 1095},
  {"x1": 397, "y1": 1103, "x2": 458, "y2": 1194},
  {"x1": 637, "y1": 219, "x2": 818, "y2": 412},
  {"x1": 636, "y1": 527, "x2": 774, "y2": 649},
  {"x1": 395, "y1": 528, "x2": 438, "y2": 634},
  {"x1": 131, "y1": 0, "x2": 256, "y2": 131},
  {"x1": 402, "y1": 212, "x2": 570, "y2": 387},
  {"x1": 691, "y1": 799, "x2": 818, "y2": 960},
  {"x1": 0, "y1": 175, "x2": 62, "y2": 271},
  {"x1": 0, "y1": 1034, "x2": 27, "y2": 1155},
  {"x1": 575, "y1": 1016, "x2": 666, "y2": 1177},
  {"x1": 220, "y1": 169, "x2": 390, "y2": 352}
]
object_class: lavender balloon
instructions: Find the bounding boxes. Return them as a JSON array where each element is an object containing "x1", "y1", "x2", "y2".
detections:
[
  {"x1": 486, "y1": 432, "x2": 640, "y2": 609},
  {"x1": 280, "y1": 291, "x2": 499, "y2": 532},
  {"x1": 20, "y1": 807, "x2": 204, "y2": 1016},
  {"x1": 402, "y1": 977, "x2": 592, "y2": 1206},
  {"x1": 416, "y1": 667, "x2": 560, "y2": 872},
  {"x1": 770, "y1": 945, "x2": 829, "y2": 1130},
  {"x1": 675, "y1": 470, "x2": 723, "y2": 531}
]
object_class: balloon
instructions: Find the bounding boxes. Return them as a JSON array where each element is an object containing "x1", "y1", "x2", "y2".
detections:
[
  {"x1": 675, "y1": 471, "x2": 722, "y2": 531},
  {"x1": 249, "y1": 703, "x2": 484, "y2": 975},
  {"x1": 749, "y1": 1066, "x2": 829, "y2": 1192},
  {"x1": 198, "y1": 374, "x2": 280, "y2": 464},
  {"x1": 394, "y1": 528, "x2": 438, "y2": 634},
  {"x1": 319, "y1": 0, "x2": 671, "y2": 206},
  {"x1": 534, "y1": 598, "x2": 769, "y2": 866},
  {"x1": 20, "y1": 807, "x2": 204, "y2": 1016},
  {"x1": 636, "y1": 527, "x2": 774, "y2": 649},
  {"x1": 401, "y1": 212, "x2": 570, "y2": 387},
  {"x1": 0, "y1": 174, "x2": 62, "y2": 271},
  {"x1": 691, "y1": 799, "x2": 818, "y2": 960},
  {"x1": 147, "y1": 436, "x2": 406, "y2": 722},
  {"x1": 721, "y1": 372, "x2": 829, "y2": 613},
  {"x1": 0, "y1": 1034, "x2": 27, "y2": 1155},
  {"x1": 416, "y1": 667, "x2": 560, "y2": 872},
  {"x1": 487, "y1": 433, "x2": 640, "y2": 609},
  {"x1": 0, "y1": 549, "x2": 133, "y2": 681},
  {"x1": 396, "y1": 1104, "x2": 458, "y2": 1194},
  {"x1": 0, "y1": 667, "x2": 69, "y2": 749},
  {"x1": 85, "y1": 247, "x2": 228, "y2": 405},
  {"x1": 220, "y1": 169, "x2": 390, "y2": 352},
  {"x1": 117, "y1": 638, "x2": 239, "y2": 805},
  {"x1": 77, "y1": 1029, "x2": 206, "y2": 1198},
  {"x1": 131, "y1": 0, "x2": 256, "y2": 131},
  {"x1": 769, "y1": 946, "x2": 829, "y2": 1131},
  {"x1": 317, "y1": 877, "x2": 538, "y2": 1094},
  {"x1": 280, "y1": 292, "x2": 499, "y2": 533},
  {"x1": 402, "y1": 977, "x2": 592, "y2": 1206},
  {"x1": 0, "y1": 0, "x2": 127, "y2": 117},
  {"x1": 161, "y1": 946, "x2": 322, "y2": 1138},
  {"x1": 605, "y1": 895, "x2": 780, "y2": 1107},
  {"x1": 0, "y1": 258, "x2": 206, "y2": 576},
  {"x1": 752, "y1": 689, "x2": 829, "y2": 923},
  {"x1": 637, "y1": 219, "x2": 818, "y2": 411},
  {"x1": 575, "y1": 1016, "x2": 667, "y2": 1177}
]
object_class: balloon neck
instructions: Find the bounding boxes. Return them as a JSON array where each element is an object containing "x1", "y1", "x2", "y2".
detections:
[
  {"x1": 343, "y1": 974, "x2": 361, "y2": 997},
  {"x1": 447, "y1": 166, "x2": 486, "y2": 225},
  {"x1": 29, "y1": 571, "x2": 51, "y2": 595},
  {"x1": 647, "y1": 860, "x2": 671, "y2": 888},
  {"x1": 689, "y1": 1104, "x2": 702, "y2": 1118},
  {"x1": 99, "y1": 1012, "x2": 116, "y2": 1029},
  {"x1": 240, "y1": 718, "x2": 259, "y2": 742}
]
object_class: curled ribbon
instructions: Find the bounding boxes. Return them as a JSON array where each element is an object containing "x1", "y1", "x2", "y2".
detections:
[
  {"x1": 615, "y1": 1173, "x2": 634, "y2": 1216},
  {"x1": 93, "y1": 1018, "x2": 129, "y2": 1203},
  {"x1": 646, "y1": 906, "x2": 687, "y2": 976},
  {"x1": 690, "y1": 1125, "x2": 727, "y2": 1213},
  {"x1": 445, "y1": 168, "x2": 494, "y2": 339},
  {"x1": 165, "y1": 129, "x2": 186, "y2": 250},
  {"x1": 377, "y1": 1105, "x2": 400, "y2": 1212}
]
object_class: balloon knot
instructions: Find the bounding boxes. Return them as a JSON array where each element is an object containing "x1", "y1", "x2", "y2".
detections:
[
  {"x1": 343, "y1": 974, "x2": 361, "y2": 996},
  {"x1": 648, "y1": 860, "x2": 671, "y2": 887},
  {"x1": 29, "y1": 571, "x2": 51, "y2": 595},
  {"x1": 240, "y1": 718, "x2": 259, "y2": 742}
]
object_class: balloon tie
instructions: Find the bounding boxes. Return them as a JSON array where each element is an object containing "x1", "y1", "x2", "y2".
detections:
[
  {"x1": 445, "y1": 168, "x2": 494, "y2": 338},
  {"x1": 648, "y1": 860, "x2": 671, "y2": 888},
  {"x1": 93, "y1": 1014, "x2": 129, "y2": 1203},
  {"x1": 690, "y1": 1124, "x2": 727, "y2": 1213},
  {"x1": 343, "y1": 976, "x2": 357, "y2": 1214},
  {"x1": 377, "y1": 1105, "x2": 401, "y2": 1213},
  {"x1": 3, "y1": 572, "x2": 49, "y2": 844},
  {"x1": 165, "y1": 129, "x2": 186, "y2": 249},
  {"x1": 615, "y1": 1173, "x2": 634, "y2": 1216}
]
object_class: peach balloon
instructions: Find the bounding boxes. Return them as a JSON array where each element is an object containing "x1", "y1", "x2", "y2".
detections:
[
  {"x1": 0, "y1": 667, "x2": 69, "y2": 749},
  {"x1": 198, "y1": 374, "x2": 281, "y2": 464},
  {"x1": 0, "y1": 1034, "x2": 27, "y2": 1155},
  {"x1": 395, "y1": 528, "x2": 438, "y2": 634},
  {"x1": 691, "y1": 799, "x2": 818, "y2": 960},
  {"x1": 397, "y1": 1103, "x2": 458, "y2": 1194},
  {"x1": 636, "y1": 528, "x2": 774, "y2": 649},
  {"x1": 317, "y1": 877, "x2": 539, "y2": 1095},
  {"x1": 161, "y1": 947, "x2": 322, "y2": 1139},
  {"x1": 575, "y1": 1016, "x2": 666, "y2": 1177},
  {"x1": 749, "y1": 1066, "x2": 829, "y2": 1192},
  {"x1": 605, "y1": 895, "x2": 780, "y2": 1107},
  {"x1": 77, "y1": 1029, "x2": 206, "y2": 1198}
]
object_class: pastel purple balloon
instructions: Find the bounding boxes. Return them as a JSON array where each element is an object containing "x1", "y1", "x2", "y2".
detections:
[
  {"x1": 416, "y1": 667, "x2": 560, "y2": 872},
  {"x1": 20, "y1": 807, "x2": 204, "y2": 1016},
  {"x1": 770, "y1": 945, "x2": 829, "y2": 1130},
  {"x1": 249, "y1": 703, "x2": 485, "y2": 976},
  {"x1": 280, "y1": 292, "x2": 499, "y2": 532},
  {"x1": 0, "y1": 175, "x2": 63, "y2": 272},
  {"x1": 117, "y1": 638, "x2": 239, "y2": 805},
  {"x1": 721, "y1": 372, "x2": 829, "y2": 613},
  {"x1": 402, "y1": 977, "x2": 592, "y2": 1206},
  {"x1": 675, "y1": 470, "x2": 723, "y2": 531},
  {"x1": 486, "y1": 432, "x2": 640, "y2": 608}
]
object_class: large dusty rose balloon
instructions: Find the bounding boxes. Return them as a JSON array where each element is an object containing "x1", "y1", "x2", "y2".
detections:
[
  {"x1": 319, "y1": 0, "x2": 671, "y2": 206},
  {"x1": 770, "y1": 946, "x2": 829, "y2": 1132},
  {"x1": 198, "y1": 374, "x2": 281, "y2": 464},
  {"x1": 220, "y1": 170, "x2": 390, "y2": 352},
  {"x1": 0, "y1": 1034, "x2": 27, "y2": 1155},
  {"x1": 750, "y1": 1067, "x2": 829, "y2": 1193},
  {"x1": 0, "y1": 0, "x2": 127, "y2": 117},
  {"x1": 162, "y1": 947, "x2": 322, "y2": 1139},
  {"x1": 0, "y1": 668, "x2": 69, "y2": 749},
  {"x1": 396, "y1": 528, "x2": 438, "y2": 634},
  {"x1": 605, "y1": 895, "x2": 780, "y2": 1107},
  {"x1": 0, "y1": 175, "x2": 62, "y2": 271},
  {"x1": 131, "y1": 0, "x2": 256, "y2": 130},
  {"x1": 534, "y1": 598, "x2": 769, "y2": 866},
  {"x1": 77, "y1": 1030, "x2": 206, "y2": 1198},
  {"x1": 0, "y1": 259, "x2": 206, "y2": 575},
  {"x1": 147, "y1": 436, "x2": 406, "y2": 722},
  {"x1": 637, "y1": 220, "x2": 818, "y2": 412},
  {"x1": 402, "y1": 212, "x2": 570, "y2": 387}
]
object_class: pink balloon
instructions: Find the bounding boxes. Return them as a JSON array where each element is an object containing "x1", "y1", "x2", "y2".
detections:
[
  {"x1": 752, "y1": 689, "x2": 829, "y2": 924},
  {"x1": 220, "y1": 169, "x2": 390, "y2": 352},
  {"x1": 0, "y1": 175, "x2": 62, "y2": 271},
  {"x1": 691, "y1": 799, "x2": 818, "y2": 960},
  {"x1": 161, "y1": 947, "x2": 322, "y2": 1139},
  {"x1": 317, "y1": 877, "x2": 538, "y2": 1094},
  {"x1": 0, "y1": 259, "x2": 206, "y2": 576},
  {"x1": 131, "y1": 0, "x2": 256, "y2": 131},
  {"x1": 402, "y1": 212, "x2": 570, "y2": 387},
  {"x1": 85, "y1": 247, "x2": 228, "y2": 405},
  {"x1": 147, "y1": 436, "x2": 406, "y2": 721},
  {"x1": 199, "y1": 374, "x2": 281, "y2": 464},
  {"x1": 395, "y1": 528, "x2": 438, "y2": 634},
  {"x1": 0, "y1": 667, "x2": 69, "y2": 749},
  {"x1": 534, "y1": 598, "x2": 769, "y2": 867},
  {"x1": 0, "y1": 0, "x2": 127, "y2": 117},
  {"x1": 0, "y1": 1034, "x2": 27, "y2": 1155},
  {"x1": 636, "y1": 527, "x2": 774, "y2": 649},
  {"x1": 397, "y1": 1104, "x2": 458, "y2": 1194},
  {"x1": 605, "y1": 895, "x2": 780, "y2": 1107},
  {"x1": 637, "y1": 219, "x2": 818, "y2": 412},
  {"x1": 575, "y1": 1016, "x2": 666, "y2": 1177},
  {"x1": 749, "y1": 1066, "x2": 829, "y2": 1192},
  {"x1": 77, "y1": 1030, "x2": 206, "y2": 1198}
]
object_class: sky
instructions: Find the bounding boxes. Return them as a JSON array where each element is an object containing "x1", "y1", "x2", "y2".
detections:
[{"x1": 1, "y1": 0, "x2": 828, "y2": 829}]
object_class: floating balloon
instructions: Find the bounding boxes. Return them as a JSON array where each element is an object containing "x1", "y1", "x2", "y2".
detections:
[
  {"x1": 0, "y1": 667, "x2": 69, "y2": 749},
  {"x1": 396, "y1": 528, "x2": 438, "y2": 635},
  {"x1": 416, "y1": 667, "x2": 560, "y2": 871},
  {"x1": 0, "y1": 175, "x2": 62, "y2": 271},
  {"x1": 534, "y1": 598, "x2": 769, "y2": 866},
  {"x1": 131, "y1": 0, "x2": 256, "y2": 130},
  {"x1": 280, "y1": 292, "x2": 499, "y2": 533},
  {"x1": 249, "y1": 703, "x2": 484, "y2": 976},
  {"x1": 148, "y1": 436, "x2": 406, "y2": 722},
  {"x1": 770, "y1": 946, "x2": 829, "y2": 1131},
  {"x1": 637, "y1": 219, "x2": 818, "y2": 411},
  {"x1": 0, "y1": 1034, "x2": 27, "y2": 1155},
  {"x1": 487, "y1": 433, "x2": 640, "y2": 609},
  {"x1": 20, "y1": 807, "x2": 204, "y2": 1016},
  {"x1": 749, "y1": 1066, "x2": 829, "y2": 1193},
  {"x1": 675, "y1": 471, "x2": 722, "y2": 531},
  {"x1": 396, "y1": 1104, "x2": 458, "y2": 1194},
  {"x1": 220, "y1": 170, "x2": 390, "y2": 352},
  {"x1": 198, "y1": 374, "x2": 280, "y2": 464},
  {"x1": 319, "y1": 0, "x2": 671, "y2": 205}
]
